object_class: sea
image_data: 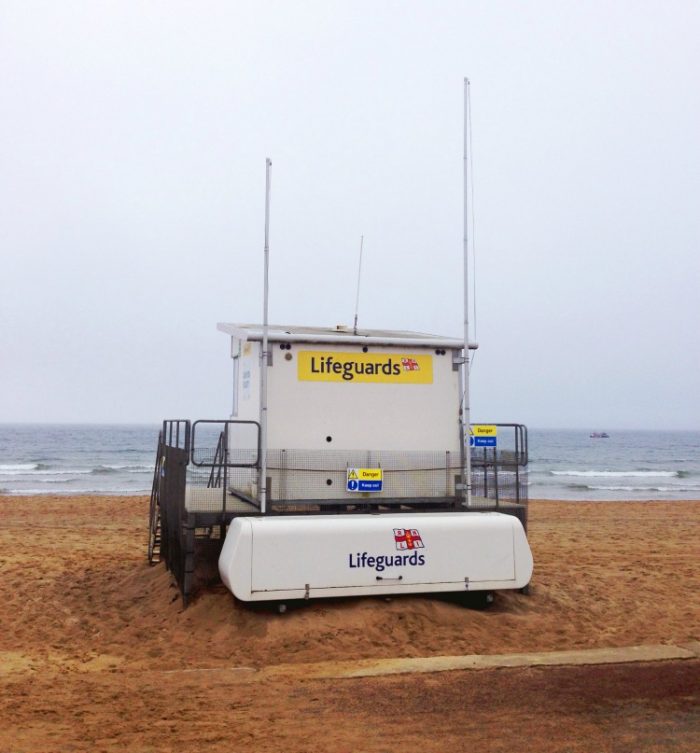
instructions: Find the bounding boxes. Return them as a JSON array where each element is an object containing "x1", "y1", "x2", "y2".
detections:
[
  {"x1": 527, "y1": 428, "x2": 700, "y2": 501},
  {"x1": 0, "y1": 424, "x2": 699, "y2": 501},
  {"x1": 0, "y1": 424, "x2": 159, "y2": 497}
]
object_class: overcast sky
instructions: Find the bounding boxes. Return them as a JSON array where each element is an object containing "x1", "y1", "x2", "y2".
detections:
[{"x1": 1, "y1": 1, "x2": 698, "y2": 429}]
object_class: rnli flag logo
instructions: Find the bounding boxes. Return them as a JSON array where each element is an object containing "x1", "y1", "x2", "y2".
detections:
[
  {"x1": 401, "y1": 358, "x2": 420, "y2": 371},
  {"x1": 393, "y1": 528, "x2": 424, "y2": 551}
]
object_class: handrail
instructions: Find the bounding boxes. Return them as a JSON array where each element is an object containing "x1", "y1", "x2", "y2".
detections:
[
  {"x1": 190, "y1": 419, "x2": 261, "y2": 468},
  {"x1": 147, "y1": 430, "x2": 164, "y2": 564},
  {"x1": 207, "y1": 432, "x2": 226, "y2": 488},
  {"x1": 162, "y1": 420, "x2": 191, "y2": 451},
  {"x1": 470, "y1": 423, "x2": 528, "y2": 466}
]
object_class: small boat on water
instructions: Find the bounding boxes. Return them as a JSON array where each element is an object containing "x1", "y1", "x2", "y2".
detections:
[{"x1": 590, "y1": 432, "x2": 610, "y2": 438}]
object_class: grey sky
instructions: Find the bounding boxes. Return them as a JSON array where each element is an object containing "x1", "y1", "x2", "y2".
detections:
[{"x1": 1, "y1": 1, "x2": 698, "y2": 429}]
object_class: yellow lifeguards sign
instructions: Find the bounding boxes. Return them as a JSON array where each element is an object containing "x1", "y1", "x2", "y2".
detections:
[{"x1": 298, "y1": 351, "x2": 433, "y2": 384}]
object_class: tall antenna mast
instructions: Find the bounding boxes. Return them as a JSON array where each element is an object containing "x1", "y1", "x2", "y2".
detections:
[
  {"x1": 259, "y1": 158, "x2": 272, "y2": 514},
  {"x1": 352, "y1": 234, "x2": 364, "y2": 334},
  {"x1": 462, "y1": 78, "x2": 473, "y2": 507}
]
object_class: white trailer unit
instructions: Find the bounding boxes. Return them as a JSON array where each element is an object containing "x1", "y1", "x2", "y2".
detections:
[{"x1": 219, "y1": 512, "x2": 533, "y2": 602}]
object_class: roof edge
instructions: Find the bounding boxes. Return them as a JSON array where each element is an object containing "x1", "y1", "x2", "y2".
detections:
[{"x1": 217, "y1": 323, "x2": 478, "y2": 350}]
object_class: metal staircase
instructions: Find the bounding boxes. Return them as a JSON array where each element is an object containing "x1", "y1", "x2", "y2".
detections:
[{"x1": 148, "y1": 432, "x2": 164, "y2": 565}]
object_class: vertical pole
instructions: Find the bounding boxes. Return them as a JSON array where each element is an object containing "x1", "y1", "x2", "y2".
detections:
[
  {"x1": 260, "y1": 158, "x2": 272, "y2": 514},
  {"x1": 231, "y1": 339, "x2": 240, "y2": 418},
  {"x1": 514, "y1": 426, "x2": 521, "y2": 504},
  {"x1": 463, "y1": 78, "x2": 473, "y2": 507},
  {"x1": 353, "y1": 235, "x2": 364, "y2": 335},
  {"x1": 222, "y1": 423, "x2": 228, "y2": 519}
]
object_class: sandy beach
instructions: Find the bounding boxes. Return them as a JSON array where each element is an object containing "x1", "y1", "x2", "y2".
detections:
[{"x1": 1, "y1": 495, "x2": 698, "y2": 751}]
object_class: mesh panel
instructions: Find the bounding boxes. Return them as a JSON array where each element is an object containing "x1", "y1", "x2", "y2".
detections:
[
  {"x1": 185, "y1": 465, "x2": 258, "y2": 512},
  {"x1": 186, "y1": 447, "x2": 527, "y2": 504},
  {"x1": 471, "y1": 464, "x2": 528, "y2": 503},
  {"x1": 265, "y1": 449, "x2": 460, "y2": 501},
  {"x1": 191, "y1": 447, "x2": 259, "y2": 467}
]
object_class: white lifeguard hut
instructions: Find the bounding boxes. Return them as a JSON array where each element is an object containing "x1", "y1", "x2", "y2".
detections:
[{"x1": 215, "y1": 323, "x2": 471, "y2": 504}]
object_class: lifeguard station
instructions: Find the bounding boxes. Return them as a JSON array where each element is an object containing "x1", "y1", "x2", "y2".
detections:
[{"x1": 148, "y1": 323, "x2": 531, "y2": 607}]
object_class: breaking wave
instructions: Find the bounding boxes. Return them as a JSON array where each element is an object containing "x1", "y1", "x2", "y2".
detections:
[
  {"x1": 589, "y1": 485, "x2": 700, "y2": 493},
  {"x1": 0, "y1": 463, "x2": 40, "y2": 473},
  {"x1": 0, "y1": 467, "x2": 92, "y2": 476},
  {"x1": 551, "y1": 470, "x2": 679, "y2": 478},
  {"x1": 565, "y1": 482, "x2": 700, "y2": 493},
  {"x1": 2, "y1": 488, "x2": 151, "y2": 496},
  {"x1": 0, "y1": 464, "x2": 152, "y2": 477}
]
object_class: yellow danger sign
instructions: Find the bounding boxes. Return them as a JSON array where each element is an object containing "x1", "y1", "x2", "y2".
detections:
[
  {"x1": 470, "y1": 425, "x2": 498, "y2": 437},
  {"x1": 346, "y1": 468, "x2": 383, "y2": 492},
  {"x1": 298, "y1": 351, "x2": 433, "y2": 384}
]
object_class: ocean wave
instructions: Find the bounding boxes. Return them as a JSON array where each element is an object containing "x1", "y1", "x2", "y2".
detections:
[
  {"x1": 0, "y1": 488, "x2": 151, "y2": 496},
  {"x1": 551, "y1": 470, "x2": 678, "y2": 478},
  {"x1": 0, "y1": 468, "x2": 93, "y2": 476},
  {"x1": 22, "y1": 477, "x2": 75, "y2": 485},
  {"x1": 0, "y1": 463, "x2": 39, "y2": 472},
  {"x1": 0, "y1": 464, "x2": 153, "y2": 477},
  {"x1": 91, "y1": 466, "x2": 120, "y2": 475},
  {"x1": 96, "y1": 463, "x2": 146, "y2": 469},
  {"x1": 560, "y1": 481, "x2": 700, "y2": 493},
  {"x1": 587, "y1": 484, "x2": 700, "y2": 492},
  {"x1": 92, "y1": 464, "x2": 152, "y2": 475}
]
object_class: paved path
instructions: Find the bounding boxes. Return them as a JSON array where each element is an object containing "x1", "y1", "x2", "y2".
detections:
[
  {"x1": 267, "y1": 642, "x2": 700, "y2": 680},
  {"x1": 154, "y1": 642, "x2": 700, "y2": 681}
]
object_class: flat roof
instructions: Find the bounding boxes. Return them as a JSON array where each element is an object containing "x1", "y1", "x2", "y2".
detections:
[{"x1": 217, "y1": 323, "x2": 477, "y2": 350}]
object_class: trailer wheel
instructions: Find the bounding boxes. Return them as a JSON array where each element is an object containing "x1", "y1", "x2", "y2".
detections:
[
  {"x1": 463, "y1": 591, "x2": 494, "y2": 610},
  {"x1": 277, "y1": 603, "x2": 287, "y2": 614}
]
